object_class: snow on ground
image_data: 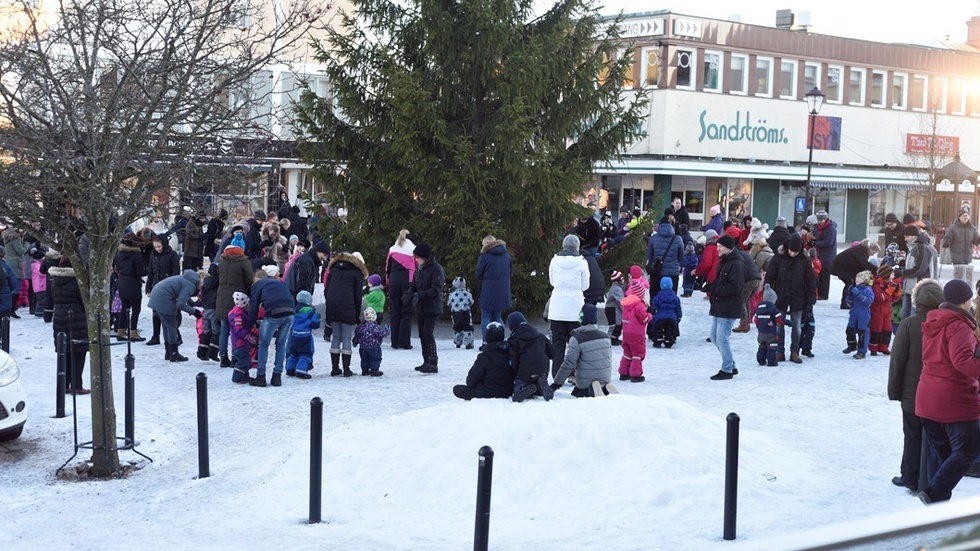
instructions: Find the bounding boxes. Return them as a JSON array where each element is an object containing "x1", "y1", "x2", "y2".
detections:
[{"x1": 1, "y1": 274, "x2": 976, "y2": 550}]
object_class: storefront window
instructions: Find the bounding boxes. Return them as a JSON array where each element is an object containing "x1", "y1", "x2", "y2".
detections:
[
  {"x1": 869, "y1": 189, "x2": 886, "y2": 234},
  {"x1": 727, "y1": 179, "x2": 752, "y2": 219},
  {"x1": 705, "y1": 177, "x2": 727, "y2": 217}
]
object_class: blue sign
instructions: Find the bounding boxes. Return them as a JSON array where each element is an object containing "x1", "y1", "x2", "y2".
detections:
[{"x1": 795, "y1": 197, "x2": 806, "y2": 213}]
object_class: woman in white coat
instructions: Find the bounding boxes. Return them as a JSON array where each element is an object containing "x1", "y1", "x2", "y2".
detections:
[{"x1": 548, "y1": 234, "x2": 590, "y2": 378}]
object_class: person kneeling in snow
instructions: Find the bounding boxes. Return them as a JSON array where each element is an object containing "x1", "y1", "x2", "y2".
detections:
[
  {"x1": 452, "y1": 322, "x2": 514, "y2": 400},
  {"x1": 507, "y1": 311, "x2": 554, "y2": 402},
  {"x1": 551, "y1": 304, "x2": 617, "y2": 397}
]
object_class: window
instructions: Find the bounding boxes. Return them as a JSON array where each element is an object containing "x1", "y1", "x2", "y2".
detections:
[
  {"x1": 703, "y1": 51, "x2": 722, "y2": 92},
  {"x1": 911, "y1": 75, "x2": 928, "y2": 111},
  {"x1": 950, "y1": 79, "x2": 967, "y2": 115},
  {"x1": 222, "y1": 0, "x2": 250, "y2": 28},
  {"x1": 870, "y1": 70, "x2": 886, "y2": 107},
  {"x1": 804, "y1": 62, "x2": 821, "y2": 92},
  {"x1": 933, "y1": 77, "x2": 948, "y2": 112},
  {"x1": 826, "y1": 66, "x2": 843, "y2": 103},
  {"x1": 779, "y1": 60, "x2": 797, "y2": 99},
  {"x1": 640, "y1": 46, "x2": 660, "y2": 88},
  {"x1": 755, "y1": 57, "x2": 773, "y2": 96},
  {"x1": 730, "y1": 54, "x2": 748, "y2": 94},
  {"x1": 891, "y1": 73, "x2": 908, "y2": 110},
  {"x1": 676, "y1": 48, "x2": 695, "y2": 89},
  {"x1": 971, "y1": 80, "x2": 980, "y2": 117},
  {"x1": 849, "y1": 68, "x2": 866, "y2": 106}
]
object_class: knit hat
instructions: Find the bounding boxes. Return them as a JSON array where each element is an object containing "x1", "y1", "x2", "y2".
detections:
[
  {"x1": 485, "y1": 321, "x2": 505, "y2": 343},
  {"x1": 805, "y1": 214, "x2": 818, "y2": 226},
  {"x1": 506, "y1": 311, "x2": 527, "y2": 331},
  {"x1": 453, "y1": 276, "x2": 466, "y2": 289},
  {"x1": 710, "y1": 204, "x2": 721, "y2": 216},
  {"x1": 253, "y1": 209, "x2": 266, "y2": 221},
  {"x1": 562, "y1": 234, "x2": 580, "y2": 252},
  {"x1": 775, "y1": 216, "x2": 787, "y2": 228},
  {"x1": 233, "y1": 291, "x2": 249, "y2": 308},
  {"x1": 368, "y1": 274, "x2": 382, "y2": 286},
  {"x1": 580, "y1": 303, "x2": 598, "y2": 325},
  {"x1": 223, "y1": 245, "x2": 244, "y2": 257},
  {"x1": 944, "y1": 279, "x2": 973, "y2": 305},
  {"x1": 230, "y1": 233, "x2": 246, "y2": 249},
  {"x1": 685, "y1": 242, "x2": 694, "y2": 254},
  {"x1": 363, "y1": 307, "x2": 377, "y2": 322},
  {"x1": 816, "y1": 210, "x2": 829, "y2": 219},
  {"x1": 855, "y1": 270, "x2": 873, "y2": 285},
  {"x1": 903, "y1": 225, "x2": 920, "y2": 236},
  {"x1": 299, "y1": 239, "x2": 311, "y2": 250},
  {"x1": 610, "y1": 270, "x2": 624, "y2": 282},
  {"x1": 29, "y1": 246, "x2": 46, "y2": 260},
  {"x1": 291, "y1": 205, "x2": 301, "y2": 214},
  {"x1": 762, "y1": 283, "x2": 777, "y2": 303},
  {"x1": 704, "y1": 229, "x2": 718, "y2": 239},
  {"x1": 296, "y1": 290, "x2": 313, "y2": 305},
  {"x1": 877, "y1": 264, "x2": 894, "y2": 279},
  {"x1": 289, "y1": 234, "x2": 299, "y2": 243},
  {"x1": 629, "y1": 278, "x2": 646, "y2": 298},
  {"x1": 313, "y1": 241, "x2": 331, "y2": 255},
  {"x1": 413, "y1": 243, "x2": 433, "y2": 260},
  {"x1": 629, "y1": 264, "x2": 644, "y2": 280},
  {"x1": 884, "y1": 212, "x2": 899, "y2": 224},
  {"x1": 787, "y1": 234, "x2": 804, "y2": 253},
  {"x1": 903, "y1": 213, "x2": 917, "y2": 225},
  {"x1": 806, "y1": 248, "x2": 817, "y2": 260},
  {"x1": 660, "y1": 276, "x2": 672, "y2": 290},
  {"x1": 262, "y1": 264, "x2": 279, "y2": 278},
  {"x1": 717, "y1": 235, "x2": 736, "y2": 250}
]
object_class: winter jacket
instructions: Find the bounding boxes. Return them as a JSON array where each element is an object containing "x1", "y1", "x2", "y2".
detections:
[
  {"x1": 767, "y1": 226, "x2": 792, "y2": 255},
  {"x1": 3, "y1": 231, "x2": 28, "y2": 279},
  {"x1": 830, "y1": 243, "x2": 876, "y2": 281},
  {"x1": 184, "y1": 217, "x2": 203, "y2": 260},
  {"x1": 146, "y1": 241, "x2": 181, "y2": 294},
  {"x1": 200, "y1": 272, "x2": 218, "y2": 310},
  {"x1": 606, "y1": 283, "x2": 625, "y2": 324},
  {"x1": 0, "y1": 261, "x2": 17, "y2": 307},
  {"x1": 409, "y1": 258, "x2": 446, "y2": 317},
  {"x1": 620, "y1": 294, "x2": 651, "y2": 338},
  {"x1": 672, "y1": 206, "x2": 691, "y2": 229},
  {"x1": 353, "y1": 320, "x2": 390, "y2": 349},
  {"x1": 288, "y1": 249, "x2": 320, "y2": 297},
  {"x1": 900, "y1": 234, "x2": 935, "y2": 294},
  {"x1": 113, "y1": 243, "x2": 147, "y2": 300},
  {"x1": 846, "y1": 284, "x2": 874, "y2": 327},
  {"x1": 883, "y1": 223, "x2": 907, "y2": 255},
  {"x1": 754, "y1": 301, "x2": 782, "y2": 345},
  {"x1": 475, "y1": 240, "x2": 512, "y2": 310},
  {"x1": 325, "y1": 253, "x2": 368, "y2": 325},
  {"x1": 30, "y1": 261, "x2": 45, "y2": 293},
  {"x1": 216, "y1": 249, "x2": 254, "y2": 320},
  {"x1": 889, "y1": 280, "x2": 944, "y2": 413},
  {"x1": 548, "y1": 251, "x2": 589, "y2": 322},
  {"x1": 147, "y1": 270, "x2": 200, "y2": 316},
  {"x1": 385, "y1": 238, "x2": 416, "y2": 286},
  {"x1": 574, "y1": 217, "x2": 602, "y2": 251},
  {"x1": 48, "y1": 265, "x2": 88, "y2": 354},
  {"x1": 701, "y1": 213, "x2": 724, "y2": 235},
  {"x1": 250, "y1": 277, "x2": 296, "y2": 323},
  {"x1": 364, "y1": 287, "x2": 386, "y2": 315},
  {"x1": 554, "y1": 324, "x2": 612, "y2": 389},
  {"x1": 764, "y1": 247, "x2": 816, "y2": 313},
  {"x1": 462, "y1": 343, "x2": 514, "y2": 399},
  {"x1": 507, "y1": 323, "x2": 553, "y2": 382},
  {"x1": 290, "y1": 305, "x2": 321, "y2": 339},
  {"x1": 651, "y1": 289, "x2": 682, "y2": 322},
  {"x1": 733, "y1": 248, "x2": 762, "y2": 282},
  {"x1": 447, "y1": 286, "x2": 474, "y2": 313},
  {"x1": 750, "y1": 241, "x2": 774, "y2": 273},
  {"x1": 916, "y1": 304, "x2": 980, "y2": 423},
  {"x1": 646, "y1": 223, "x2": 684, "y2": 277},
  {"x1": 229, "y1": 306, "x2": 252, "y2": 349},
  {"x1": 287, "y1": 214, "x2": 310, "y2": 242},
  {"x1": 582, "y1": 252, "x2": 605, "y2": 305},
  {"x1": 872, "y1": 277, "x2": 902, "y2": 331},
  {"x1": 811, "y1": 218, "x2": 838, "y2": 270},
  {"x1": 695, "y1": 241, "x2": 719, "y2": 284},
  {"x1": 709, "y1": 251, "x2": 745, "y2": 319},
  {"x1": 941, "y1": 220, "x2": 980, "y2": 265},
  {"x1": 204, "y1": 216, "x2": 226, "y2": 257}
]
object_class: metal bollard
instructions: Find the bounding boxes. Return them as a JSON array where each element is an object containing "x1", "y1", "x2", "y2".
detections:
[
  {"x1": 1, "y1": 316, "x2": 9, "y2": 352},
  {"x1": 125, "y1": 351, "x2": 136, "y2": 445},
  {"x1": 473, "y1": 446, "x2": 494, "y2": 551},
  {"x1": 196, "y1": 373, "x2": 209, "y2": 479},
  {"x1": 723, "y1": 413, "x2": 740, "y2": 541},
  {"x1": 309, "y1": 397, "x2": 323, "y2": 524},
  {"x1": 55, "y1": 332, "x2": 66, "y2": 418}
]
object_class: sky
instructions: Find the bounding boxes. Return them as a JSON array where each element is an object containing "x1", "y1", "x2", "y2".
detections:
[{"x1": 599, "y1": 0, "x2": 980, "y2": 45}]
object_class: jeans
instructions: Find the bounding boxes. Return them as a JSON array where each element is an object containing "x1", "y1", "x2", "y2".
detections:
[
  {"x1": 257, "y1": 316, "x2": 293, "y2": 375},
  {"x1": 203, "y1": 309, "x2": 220, "y2": 336},
  {"x1": 710, "y1": 316, "x2": 737, "y2": 373},
  {"x1": 218, "y1": 318, "x2": 230, "y2": 357},
  {"x1": 921, "y1": 418, "x2": 980, "y2": 502},
  {"x1": 778, "y1": 310, "x2": 803, "y2": 354},
  {"x1": 902, "y1": 293, "x2": 917, "y2": 320},
  {"x1": 480, "y1": 309, "x2": 503, "y2": 342}
]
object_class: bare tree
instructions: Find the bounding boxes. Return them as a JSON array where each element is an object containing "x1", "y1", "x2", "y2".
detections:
[
  {"x1": 902, "y1": 108, "x2": 954, "y2": 223},
  {"x1": 0, "y1": 0, "x2": 326, "y2": 476}
]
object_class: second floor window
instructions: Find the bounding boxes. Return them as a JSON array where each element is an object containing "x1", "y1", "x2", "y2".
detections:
[
  {"x1": 676, "y1": 48, "x2": 695, "y2": 89},
  {"x1": 703, "y1": 51, "x2": 722, "y2": 92}
]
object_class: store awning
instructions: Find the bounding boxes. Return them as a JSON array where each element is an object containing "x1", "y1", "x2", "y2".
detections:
[{"x1": 812, "y1": 181, "x2": 930, "y2": 191}]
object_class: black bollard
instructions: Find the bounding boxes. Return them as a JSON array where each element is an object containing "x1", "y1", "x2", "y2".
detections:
[
  {"x1": 125, "y1": 350, "x2": 136, "y2": 445},
  {"x1": 0, "y1": 316, "x2": 8, "y2": 352},
  {"x1": 55, "y1": 332, "x2": 66, "y2": 418},
  {"x1": 473, "y1": 446, "x2": 494, "y2": 551},
  {"x1": 196, "y1": 373, "x2": 209, "y2": 479},
  {"x1": 723, "y1": 413, "x2": 740, "y2": 541},
  {"x1": 309, "y1": 397, "x2": 323, "y2": 524}
]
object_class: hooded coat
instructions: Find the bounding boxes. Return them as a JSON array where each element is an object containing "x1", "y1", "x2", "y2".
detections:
[
  {"x1": 462, "y1": 343, "x2": 515, "y2": 399},
  {"x1": 475, "y1": 239, "x2": 512, "y2": 310},
  {"x1": 507, "y1": 322, "x2": 553, "y2": 381},
  {"x1": 49, "y1": 264, "x2": 89, "y2": 354},
  {"x1": 709, "y1": 250, "x2": 745, "y2": 319},
  {"x1": 941, "y1": 218, "x2": 980, "y2": 265},
  {"x1": 113, "y1": 242, "x2": 147, "y2": 300},
  {"x1": 888, "y1": 280, "x2": 944, "y2": 414},
  {"x1": 324, "y1": 252, "x2": 369, "y2": 325},
  {"x1": 830, "y1": 242, "x2": 877, "y2": 281},
  {"x1": 146, "y1": 238, "x2": 181, "y2": 294},
  {"x1": 216, "y1": 248, "x2": 254, "y2": 320},
  {"x1": 646, "y1": 223, "x2": 684, "y2": 278},
  {"x1": 915, "y1": 304, "x2": 980, "y2": 423},
  {"x1": 554, "y1": 324, "x2": 612, "y2": 389},
  {"x1": 764, "y1": 245, "x2": 817, "y2": 312},
  {"x1": 411, "y1": 256, "x2": 446, "y2": 316},
  {"x1": 548, "y1": 250, "x2": 589, "y2": 322}
]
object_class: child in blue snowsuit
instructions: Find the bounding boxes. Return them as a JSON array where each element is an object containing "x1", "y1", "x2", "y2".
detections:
[
  {"x1": 650, "y1": 276, "x2": 682, "y2": 348},
  {"x1": 353, "y1": 307, "x2": 390, "y2": 376},
  {"x1": 285, "y1": 290, "x2": 320, "y2": 379},
  {"x1": 754, "y1": 284, "x2": 784, "y2": 366},
  {"x1": 681, "y1": 241, "x2": 700, "y2": 297},
  {"x1": 844, "y1": 270, "x2": 875, "y2": 359}
]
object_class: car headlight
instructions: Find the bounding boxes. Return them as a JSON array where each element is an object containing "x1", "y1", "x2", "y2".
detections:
[{"x1": 0, "y1": 352, "x2": 21, "y2": 387}]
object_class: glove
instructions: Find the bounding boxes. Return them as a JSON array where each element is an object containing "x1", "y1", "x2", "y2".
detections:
[
  {"x1": 192, "y1": 309, "x2": 203, "y2": 319},
  {"x1": 550, "y1": 383, "x2": 562, "y2": 391}
]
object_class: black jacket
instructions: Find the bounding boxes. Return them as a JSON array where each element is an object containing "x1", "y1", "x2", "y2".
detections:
[
  {"x1": 767, "y1": 226, "x2": 793, "y2": 254},
  {"x1": 288, "y1": 249, "x2": 320, "y2": 297},
  {"x1": 765, "y1": 249, "x2": 817, "y2": 312},
  {"x1": 49, "y1": 265, "x2": 89, "y2": 354},
  {"x1": 146, "y1": 242, "x2": 180, "y2": 294},
  {"x1": 583, "y1": 252, "x2": 605, "y2": 305},
  {"x1": 463, "y1": 344, "x2": 515, "y2": 399},
  {"x1": 204, "y1": 216, "x2": 226, "y2": 257},
  {"x1": 324, "y1": 253, "x2": 368, "y2": 325},
  {"x1": 830, "y1": 244, "x2": 876, "y2": 281},
  {"x1": 410, "y1": 259, "x2": 446, "y2": 316},
  {"x1": 113, "y1": 244, "x2": 147, "y2": 300},
  {"x1": 882, "y1": 224, "x2": 907, "y2": 255},
  {"x1": 733, "y1": 248, "x2": 762, "y2": 281},
  {"x1": 709, "y1": 251, "x2": 746, "y2": 319},
  {"x1": 507, "y1": 323, "x2": 554, "y2": 382},
  {"x1": 575, "y1": 217, "x2": 602, "y2": 250}
]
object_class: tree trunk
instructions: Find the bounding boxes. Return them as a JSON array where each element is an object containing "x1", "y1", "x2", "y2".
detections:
[{"x1": 86, "y1": 243, "x2": 120, "y2": 476}]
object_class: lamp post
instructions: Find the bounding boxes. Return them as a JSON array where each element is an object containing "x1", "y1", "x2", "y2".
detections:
[{"x1": 804, "y1": 86, "x2": 825, "y2": 217}]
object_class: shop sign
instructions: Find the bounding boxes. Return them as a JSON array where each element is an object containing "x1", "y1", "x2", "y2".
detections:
[
  {"x1": 697, "y1": 110, "x2": 788, "y2": 145},
  {"x1": 906, "y1": 134, "x2": 959, "y2": 155},
  {"x1": 618, "y1": 18, "x2": 664, "y2": 38},
  {"x1": 807, "y1": 116, "x2": 842, "y2": 151}
]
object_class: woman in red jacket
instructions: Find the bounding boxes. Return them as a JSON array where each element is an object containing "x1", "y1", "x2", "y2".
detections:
[
  {"x1": 694, "y1": 230, "x2": 720, "y2": 296},
  {"x1": 915, "y1": 279, "x2": 980, "y2": 504}
]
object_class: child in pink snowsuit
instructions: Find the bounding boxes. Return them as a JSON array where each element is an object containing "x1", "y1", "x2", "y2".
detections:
[{"x1": 619, "y1": 276, "x2": 652, "y2": 383}]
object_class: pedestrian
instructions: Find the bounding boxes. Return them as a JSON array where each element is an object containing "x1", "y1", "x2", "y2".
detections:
[
  {"x1": 764, "y1": 234, "x2": 816, "y2": 364},
  {"x1": 353, "y1": 307, "x2": 389, "y2": 377},
  {"x1": 144, "y1": 233, "x2": 180, "y2": 346},
  {"x1": 551, "y1": 304, "x2": 617, "y2": 397},
  {"x1": 324, "y1": 251, "x2": 368, "y2": 377},
  {"x1": 216, "y1": 241, "x2": 254, "y2": 367},
  {"x1": 670, "y1": 196, "x2": 691, "y2": 229},
  {"x1": 619, "y1": 274, "x2": 651, "y2": 382},
  {"x1": 830, "y1": 239, "x2": 879, "y2": 310},
  {"x1": 2, "y1": 228, "x2": 27, "y2": 317},
  {"x1": 899, "y1": 225, "x2": 936, "y2": 319},
  {"x1": 183, "y1": 211, "x2": 204, "y2": 271},
  {"x1": 649, "y1": 276, "x2": 682, "y2": 348},
  {"x1": 731, "y1": 242, "x2": 762, "y2": 333},
  {"x1": 799, "y1": 248, "x2": 821, "y2": 358},
  {"x1": 843, "y1": 270, "x2": 875, "y2": 359},
  {"x1": 941, "y1": 206, "x2": 980, "y2": 286},
  {"x1": 285, "y1": 290, "x2": 320, "y2": 380},
  {"x1": 574, "y1": 215, "x2": 602, "y2": 255},
  {"x1": 767, "y1": 216, "x2": 792, "y2": 254},
  {"x1": 447, "y1": 276, "x2": 475, "y2": 349},
  {"x1": 229, "y1": 292, "x2": 255, "y2": 384},
  {"x1": 409, "y1": 243, "x2": 445, "y2": 373},
  {"x1": 701, "y1": 204, "x2": 724, "y2": 235},
  {"x1": 645, "y1": 216, "x2": 684, "y2": 292},
  {"x1": 385, "y1": 229, "x2": 416, "y2": 350},
  {"x1": 147, "y1": 270, "x2": 203, "y2": 362},
  {"x1": 694, "y1": 229, "x2": 720, "y2": 294},
  {"x1": 507, "y1": 311, "x2": 554, "y2": 402},
  {"x1": 604, "y1": 270, "x2": 625, "y2": 345},
  {"x1": 204, "y1": 209, "x2": 228, "y2": 262},
  {"x1": 248, "y1": 269, "x2": 296, "y2": 387},
  {"x1": 547, "y1": 234, "x2": 589, "y2": 377},
  {"x1": 197, "y1": 264, "x2": 220, "y2": 361},
  {"x1": 113, "y1": 233, "x2": 147, "y2": 341},
  {"x1": 681, "y1": 241, "x2": 700, "y2": 298},
  {"x1": 810, "y1": 210, "x2": 838, "y2": 301},
  {"x1": 49, "y1": 256, "x2": 89, "y2": 394},
  {"x1": 870, "y1": 264, "x2": 902, "y2": 356},
  {"x1": 475, "y1": 235, "x2": 512, "y2": 346},
  {"x1": 709, "y1": 235, "x2": 745, "y2": 380},
  {"x1": 754, "y1": 284, "x2": 783, "y2": 366},
  {"x1": 882, "y1": 213, "x2": 907, "y2": 256},
  {"x1": 452, "y1": 321, "x2": 514, "y2": 400}
]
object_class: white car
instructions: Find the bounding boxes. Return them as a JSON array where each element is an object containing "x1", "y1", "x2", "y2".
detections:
[{"x1": 0, "y1": 350, "x2": 27, "y2": 441}]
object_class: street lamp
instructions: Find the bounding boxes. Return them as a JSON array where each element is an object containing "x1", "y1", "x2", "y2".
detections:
[{"x1": 804, "y1": 86, "x2": 825, "y2": 216}]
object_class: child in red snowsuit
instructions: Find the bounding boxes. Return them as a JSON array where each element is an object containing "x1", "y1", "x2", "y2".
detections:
[
  {"x1": 619, "y1": 276, "x2": 652, "y2": 383},
  {"x1": 870, "y1": 264, "x2": 902, "y2": 355}
]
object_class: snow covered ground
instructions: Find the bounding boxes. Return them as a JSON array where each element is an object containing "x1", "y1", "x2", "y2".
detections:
[{"x1": 2, "y1": 274, "x2": 979, "y2": 550}]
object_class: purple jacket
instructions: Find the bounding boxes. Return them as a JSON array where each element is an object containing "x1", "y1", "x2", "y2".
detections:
[{"x1": 354, "y1": 321, "x2": 390, "y2": 349}]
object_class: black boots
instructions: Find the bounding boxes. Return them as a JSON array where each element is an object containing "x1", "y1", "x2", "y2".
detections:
[
  {"x1": 197, "y1": 333, "x2": 211, "y2": 361},
  {"x1": 330, "y1": 352, "x2": 342, "y2": 376},
  {"x1": 250, "y1": 374, "x2": 267, "y2": 387},
  {"x1": 220, "y1": 354, "x2": 232, "y2": 368},
  {"x1": 270, "y1": 373, "x2": 282, "y2": 387},
  {"x1": 418, "y1": 342, "x2": 439, "y2": 373},
  {"x1": 842, "y1": 327, "x2": 858, "y2": 354},
  {"x1": 167, "y1": 343, "x2": 189, "y2": 362},
  {"x1": 341, "y1": 354, "x2": 353, "y2": 377}
]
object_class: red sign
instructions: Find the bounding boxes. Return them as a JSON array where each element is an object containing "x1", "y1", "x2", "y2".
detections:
[{"x1": 906, "y1": 133, "x2": 959, "y2": 155}]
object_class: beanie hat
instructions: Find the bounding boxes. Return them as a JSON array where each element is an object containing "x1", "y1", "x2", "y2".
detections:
[
  {"x1": 787, "y1": 234, "x2": 804, "y2": 253},
  {"x1": 299, "y1": 239, "x2": 311, "y2": 250},
  {"x1": 762, "y1": 283, "x2": 777, "y2": 303},
  {"x1": 452, "y1": 276, "x2": 466, "y2": 289},
  {"x1": 262, "y1": 264, "x2": 279, "y2": 278},
  {"x1": 580, "y1": 303, "x2": 598, "y2": 325},
  {"x1": 223, "y1": 245, "x2": 243, "y2": 257},
  {"x1": 629, "y1": 278, "x2": 646, "y2": 298},
  {"x1": 855, "y1": 270, "x2": 873, "y2": 285},
  {"x1": 363, "y1": 307, "x2": 377, "y2": 322},
  {"x1": 816, "y1": 210, "x2": 829, "y2": 219},
  {"x1": 253, "y1": 209, "x2": 266, "y2": 221},
  {"x1": 485, "y1": 321, "x2": 505, "y2": 343},
  {"x1": 506, "y1": 311, "x2": 527, "y2": 331},
  {"x1": 717, "y1": 235, "x2": 737, "y2": 250},
  {"x1": 291, "y1": 205, "x2": 300, "y2": 214},
  {"x1": 806, "y1": 247, "x2": 818, "y2": 260},
  {"x1": 903, "y1": 213, "x2": 917, "y2": 225},
  {"x1": 877, "y1": 264, "x2": 894, "y2": 279},
  {"x1": 710, "y1": 204, "x2": 721, "y2": 216},
  {"x1": 660, "y1": 276, "x2": 672, "y2": 290},
  {"x1": 368, "y1": 274, "x2": 382, "y2": 286},
  {"x1": 230, "y1": 233, "x2": 246, "y2": 249},
  {"x1": 289, "y1": 234, "x2": 299, "y2": 242},
  {"x1": 944, "y1": 279, "x2": 973, "y2": 305},
  {"x1": 219, "y1": 208, "x2": 228, "y2": 219},
  {"x1": 562, "y1": 234, "x2": 580, "y2": 252},
  {"x1": 313, "y1": 241, "x2": 331, "y2": 255},
  {"x1": 704, "y1": 229, "x2": 718, "y2": 239},
  {"x1": 903, "y1": 225, "x2": 920, "y2": 236},
  {"x1": 296, "y1": 290, "x2": 313, "y2": 305},
  {"x1": 775, "y1": 216, "x2": 787, "y2": 228},
  {"x1": 30, "y1": 246, "x2": 46, "y2": 260},
  {"x1": 610, "y1": 270, "x2": 624, "y2": 282},
  {"x1": 413, "y1": 243, "x2": 433, "y2": 260},
  {"x1": 629, "y1": 265, "x2": 644, "y2": 280},
  {"x1": 805, "y1": 214, "x2": 818, "y2": 226},
  {"x1": 885, "y1": 212, "x2": 899, "y2": 224},
  {"x1": 233, "y1": 291, "x2": 249, "y2": 308}
]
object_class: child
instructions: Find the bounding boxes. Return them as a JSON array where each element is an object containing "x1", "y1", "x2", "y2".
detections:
[
  {"x1": 198, "y1": 264, "x2": 219, "y2": 361},
  {"x1": 650, "y1": 276, "x2": 682, "y2": 348},
  {"x1": 29, "y1": 247, "x2": 48, "y2": 319},
  {"x1": 619, "y1": 275, "x2": 652, "y2": 382},
  {"x1": 363, "y1": 273, "x2": 386, "y2": 325},
  {"x1": 870, "y1": 264, "x2": 902, "y2": 355},
  {"x1": 452, "y1": 321, "x2": 514, "y2": 400},
  {"x1": 285, "y1": 290, "x2": 320, "y2": 379},
  {"x1": 844, "y1": 270, "x2": 875, "y2": 359},
  {"x1": 681, "y1": 241, "x2": 699, "y2": 297},
  {"x1": 799, "y1": 248, "x2": 822, "y2": 358},
  {"x1": 506, "y1": 311, "x2": 554, "y2": 402},
  {"x1": 353, "y1": 307, "x2": 390, "y2": 376},
  {"x1": 447, "y1": 277, "x2": 475, "y2": 349},
  {"x1": 604, "y1": 270, "x2": 625, "y2": 345},
  {"x1": 754, "y1": 284, "x2": 784, "y2": 366},
  {"x1": 229, "y1": 291, "x2": 255, "y2": 384}
]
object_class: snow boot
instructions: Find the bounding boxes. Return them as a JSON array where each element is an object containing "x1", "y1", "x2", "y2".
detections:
[
  {"x1": 330, "y1": 352, "x2": 342, "y2": 376},
  {"x1": 342, "y1": 354, "x2": 354, "y2": 377},
  {"x1": 128, "y1": 329, "x2": 146, "y2": 342},
  {"x1": 145, "y1": 335, "x2": 161, "y2": 346},
  {"x1": 512, "y1": 382, "x2": 537, "y2": 403},
  {"x1": 220, "y1": 354, "x2": 232, "y2": 368},
  {"x1": 164, "y1": 343, "x2": 172, "y2": 361},
  {"x1": 842, "y1": 327, "x2": 857, "y2": 354},
  {"x1": 169, "y1": 344, "x2": 189, "y2": 362},
  {"x1": 197, "y1": 333, "x2": 210, "y2": 361},
  {"x1": 250, "y1": 374, "x2": 267, "y2": 387},
  {"x1": 116, "y1": 328, "x2": 129, "y2": 341},
  {"x1": 790, "y1": 350, "x2": 802, "y2": 364},
  {"x1": 270, "y1": 373, "x2": 282, "y2": 387}
]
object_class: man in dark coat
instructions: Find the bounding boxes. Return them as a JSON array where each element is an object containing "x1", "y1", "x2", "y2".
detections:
[
  {"x1": 452, "y1": 322, "x2": 514, "y2": 400},
  {"x1": 574, "y1": 215, "x2": 602, "y2": 255},
  {"x1": 810, "y1": 210, "x2": 838, "y2": 301},
  {"x1": 709, "y1": 235, "x2": 744, "y2": 380},
  {"x1": 582, "y1": 249, "x2": 605, "y2": 306},
  {"x1": 767, "y1": 216, "x2": 792, "y2": 254},
  {"x1": 882, "y1": 212, "x2": 907, "y2": 255},
  {"x1": 183, "y1": 212, "x2": 204, "y2": 271},
  {"x1": 288, "y1": 241, "x2": 329, "y2": 298},
  {"x1": 830, "y1": 239, "x2": 879, "y2": 310},
  {"x1": 765, "y1": 234, "x2": 817, "y2": 363},
  {"x1": 410, "y1": 243, "x2": 445, "y2": 373},
  {"x1": 475, "y1": 236, "x2": 512, "y2": 346},
  {"x1": 670, "y1": 196, "x2": 691, "y2": 229},
  {"x1": 204, "y1": 209, "x2": 227, "y2": 261}
]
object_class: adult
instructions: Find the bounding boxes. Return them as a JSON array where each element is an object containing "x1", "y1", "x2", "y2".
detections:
[
  {"x1": 144, "y1": 233, "x2": 180, "y2": 346},
  {"x1": 574, "y1": 215, "x2": 602, "y2": 256},
  {"x1": 249, "y1": 270, "x2": 296, "y2": 386},
  {"x1": 941, "y1": 207, "x2": 980, "y2": 286},
  {"x1": 708, "y1": 235, "x2": 745, "y2": 380},
  {"x1": 764, "y1": 234, "x2": 817, "y2": 364},
  {"x1": 551, "y1": 304, "x2": 614, "y2": 397},
  {"x1": 288, "y1": 240, "x2": 329, "y2": 298},
  {"x1": 147, "y1": 270, "x2": 202, "y2": 362},
  {"x1": 899, "y1": 226, "x2": 936, "y2": 319},
  {"x1": 669, "y1": 196, "x2": 691, "y2": 229},
  {"x1": 287, "y1": 205, "x2": 310, "y2": 242},
  {"x1": 204, "y1": 209, "x2": 228, "y2": 261},
  {"x1": 888, "y1": 278, "x2": 944, "y2": 493},
  {"x1": 882, "y1": 212, "x2": 907, "y2": 255},
  {"x1": 183, "y1": 212, "x2": 204, "y2": 271},
  {"x1": 452, "y1": 322, "x2": 514, "y2": 400},
  {"x1": 324, "y1": 251, "x2": 368, "y2": 377},
  {"x1": 475, "y1": 235, "x2": 512, "y2": 346},
  {"x1": 830, "y1": 239, "x2": 879, "y2": 310},
  {"x1": 810, "y1": 210, "x2": 838, "y2": 301},
  {"x1": 701, "y1": 204, "x2": 724, "y2": 235},
  {"x1": 915, "y1": 279, "x2": 980, "y2": 504},
  {"x1": 215, "y1": 241, "x2": 254, "y2": 367},
  {"x1": 3, "y1": 228, "x2": 27, "y2": 317},
  {"x1": 767, "y1": 216, "x2": 792, "y2": 254},
  {"x1": 645, "y1": 217, "x2": 684, "y2": 292},
  {"x1": 582, "y1": 249, "x2": 605, "y2": 306},
  {"x1": 113, "y1": 233, "x2": 147, "y2": 341},
  {"x1": 409, "y1": 243, "x2": 445, "y2": 373},
  {"x1": 49, "y1": 256, "x2": 89, "y2": 394},
  {"x1": 547, "y1": 234, "x2": 590, "y2": 377},
  {"x1": 385, "y1": 229, "x2": 416, "y2": 350}
]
